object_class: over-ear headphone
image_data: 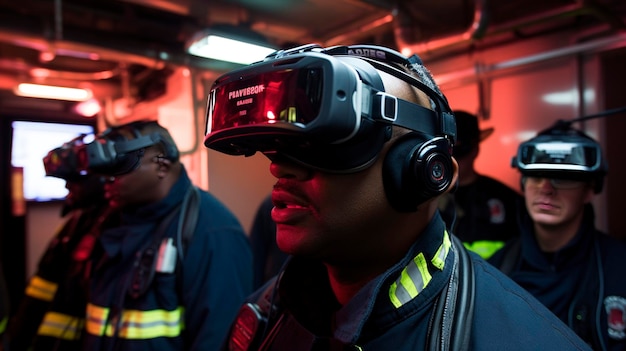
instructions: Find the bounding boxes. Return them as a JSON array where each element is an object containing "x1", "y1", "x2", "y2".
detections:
[{"x1": 383, "y1": 133, "x2": 454, "y2": 212}]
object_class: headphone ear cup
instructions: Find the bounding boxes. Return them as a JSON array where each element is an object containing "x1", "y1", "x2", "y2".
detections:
[{"x1": 383, "y1": 133, "x2": 454, "y2": 212}]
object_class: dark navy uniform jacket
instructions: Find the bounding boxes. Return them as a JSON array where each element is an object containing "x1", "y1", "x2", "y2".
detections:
[
  {"x1": 490, "y1": 205, "x2": 626, "y2": 351},
  {"x1": 6, "y1": 201, "x2": 111, "y2": 351},
  {"x1": 83, "y1": 168, "x2": 253, "y2": 351},
  {"x1": 224, "y1": 212, "x2": 590, "y2": 350}
]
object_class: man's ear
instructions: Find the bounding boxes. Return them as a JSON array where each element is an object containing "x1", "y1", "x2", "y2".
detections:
[{"x1": 155, "y1": 154, "x2": 172, "y2": 178}]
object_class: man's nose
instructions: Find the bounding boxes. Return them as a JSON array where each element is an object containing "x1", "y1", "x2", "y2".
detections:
[{"x1": 269, "y1": 158, "x2": 313, "y2": 180}]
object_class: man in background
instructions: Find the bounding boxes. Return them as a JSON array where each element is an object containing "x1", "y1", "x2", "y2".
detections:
[
  {"x1": 439, "y1": 110, "x2": 523, "y2": 258},
  {"x1": 489, "y1": 126, "x2": 626, "y2": 351},
  {"x1": 5, "y1": 135, "x2": 112, "y2": 351},
  {"x1": 80, "y1": 120, "x2": 252, "y2": 351}
]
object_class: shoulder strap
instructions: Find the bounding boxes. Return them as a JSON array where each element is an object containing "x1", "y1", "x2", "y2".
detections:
[
  {"x1": 176, "y1": 185, "x2": 201, "y2": 260},
  {"x1": 128, "y1": 185, "x2": 200, "y2": 299},
  {"x1": 427, "y1": 235, "x2": 476, "y2": 351}
]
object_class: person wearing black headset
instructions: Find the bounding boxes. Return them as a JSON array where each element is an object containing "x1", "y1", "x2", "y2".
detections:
[
  {"x1": 489, "y1": 126, "x2": 626, "y2": 351},
  {"x1": 78, "y1": 120, "x2": 253, "y2": 351},
  {"x1": 204, "y1": 43, "x2": 590, "y2": 350}
]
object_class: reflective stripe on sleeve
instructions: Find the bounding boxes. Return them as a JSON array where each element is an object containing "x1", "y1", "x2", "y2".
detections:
[
  {"x1": 86, "y1": 303, "x2": 185, "y2": 339},
  {"x1": 25, "y1": 276, "x2": 58, "y2": 302},
  {"x1": 37, "y1": 311, "x2": 84, "y2": 340}
]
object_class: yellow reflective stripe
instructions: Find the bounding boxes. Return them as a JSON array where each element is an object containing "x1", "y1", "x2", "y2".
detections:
[
  {"x1": 86, "y1": 303, "x2": 184, "y2": 340},
  {"x1": 389, "y1": 230, "x2": 452, "y2": 308},
  {"x1": 463, "y1": 240, "x2": 505, "y2": 259},
  {"x1": 432, "y1": 230, "x2": 451, "y2": 270},
  {"x1": 37, "y1": 312, "x2": 84, "y2": 340},
  {"x1": 0, "y1": 316, "x2": 7, "y2": 334},
  {"x1": 389, "y1": 253, "x2": 432, "y2": 308},
  {"x1": 25, "y1": 276, "x2": 58, "y2": 301},
  {"x1": 86, "y1": 303, "x2": 109, "y2": 336}
]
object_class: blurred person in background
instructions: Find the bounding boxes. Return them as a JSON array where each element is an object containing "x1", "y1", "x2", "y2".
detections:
[
  {"x1": 5, "y1": 135, "x2": 113, "y2": 351},
  {"x1": 489, "y1": 126, "x2": 626, "y2": 351},
  {"x1": 439, "y1": 110, "x2": 523, "y2": 259},
  {"x1": 80, "y1": 120, "x2": 252, "y2": 351}
]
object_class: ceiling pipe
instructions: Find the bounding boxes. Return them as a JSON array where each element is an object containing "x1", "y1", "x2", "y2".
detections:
[
  {"x1": 324, "y1": 14, "x2": 394, "y2": 46},
  {"x1": 433, "y1": 31, "x2": 626, "y2": 87},
  {"x1": 397, "y1": 0, "x2": 622, "y2": 58},
  {"x1": 394, "y1": 0, "x2": 489, "y2": 57},
  {"x1": 0, "y1": 28, "x2": 167, "y2": 70}
]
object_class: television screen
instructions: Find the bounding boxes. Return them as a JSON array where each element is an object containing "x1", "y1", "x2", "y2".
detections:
[{"x1": 11, "y1": 121, "x2": 95, "y2": 202}]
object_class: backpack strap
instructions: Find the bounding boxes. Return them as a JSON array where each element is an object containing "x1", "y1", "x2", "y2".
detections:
[
  {"x1": 427, "y1": 235, "x2": 476, "y2": 351},
  {"x1": 176, "y1": 185, "x2": 201, "y2": 260},
  {"x1": 128, "y1": 185, "x2": 201, "y2": 299}
]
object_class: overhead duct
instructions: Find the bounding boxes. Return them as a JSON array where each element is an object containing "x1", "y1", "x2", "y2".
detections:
[
  {"x1": 395, "y1": 0, "x2": 624, "y2": 58},
  {"x1": 393, "y1": 0, "x2": 489, "y2": 57}
]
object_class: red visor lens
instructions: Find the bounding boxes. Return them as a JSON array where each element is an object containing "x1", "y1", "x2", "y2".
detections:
[{"x1": 208, "y1": 68, "x2": 323, "y2": 133}]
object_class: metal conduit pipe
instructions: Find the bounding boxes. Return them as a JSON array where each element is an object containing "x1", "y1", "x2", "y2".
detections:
[
  {"x1": 0, "y1": 29, "x2": 167, "y2": 72},
  {"x1": 394, "y1": 0, "x2": 489, "y2": 56},
  {"x1": 433, "y1": 31, "x2": 626, "y2": 87},
  {"x1": 397, "y1": 0, "x2": 619, "y2": 57}
]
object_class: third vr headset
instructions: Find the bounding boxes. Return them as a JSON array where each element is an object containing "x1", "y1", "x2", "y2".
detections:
[
  {"x1": 80, "y1": 121, "x2": 179, "y2": 176},
  {"x1": 43, "y1": 134, "x2": 92, "y2": 181},
  {"x1": 512, "y1": 127, "x2": 608, "y2": 193},
  {"x1": 203, "y1": 44, "x2": 457, "y2": 175},
  {"x1": 510, "y1": 106, "x2": 626, "y2": 193}
]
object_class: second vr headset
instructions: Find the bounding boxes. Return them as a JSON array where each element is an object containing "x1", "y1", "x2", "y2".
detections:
[
  {"x1": 43, "y1": 134, "x2": 92, "y2": 181},
  {"x1": 512, "y1": 128, "x2": 607, "y2": 193},
  {"x1": 80, "y1": 122, "x2": 178, "y2": 176},
  {"x1": 203, "y1": 44, "x2": 456, "y2": 173}
]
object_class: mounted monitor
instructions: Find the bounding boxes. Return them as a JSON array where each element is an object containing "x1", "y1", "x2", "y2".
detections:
[{"x1": 11, "y1": 121, "x2": 95, "y2": 202}]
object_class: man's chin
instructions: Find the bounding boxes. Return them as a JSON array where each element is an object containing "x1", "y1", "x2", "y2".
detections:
[{"x1": 276, "y1": 226, "x2": 309, "y2": 255}]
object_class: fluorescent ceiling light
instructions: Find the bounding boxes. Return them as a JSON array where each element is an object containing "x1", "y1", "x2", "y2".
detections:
[
  {"x1": 187, "y1": 34, "x2": 276, "y2": 65},
  {"x1": 74, "y1": 98, "x2": 102, "y2": 117},
  {"x1": 15, "y1": 83, "x2": 93, "y2": 101}
]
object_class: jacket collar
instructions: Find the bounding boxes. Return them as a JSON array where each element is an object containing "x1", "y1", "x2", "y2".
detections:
[{"x1": 277, "y1": 212, "x2": 453, "y2": 345}]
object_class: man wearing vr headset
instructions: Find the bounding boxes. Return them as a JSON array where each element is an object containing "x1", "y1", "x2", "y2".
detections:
[
  {"x1": 5, "y1": 135, "x2": 113, "y2": 351},
  {"x1": 78, "y1": 120, "x2": 253, "y2": 351},
  {"x1": 489, "y1": 127, "x2": 626, "y2": 351},
  {"x1": 204, "y1": 44, "x2": 590, "y2": 350}
]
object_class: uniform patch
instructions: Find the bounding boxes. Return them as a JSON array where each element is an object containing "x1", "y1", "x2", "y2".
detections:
[
  {"x1": 487, "y1": 198, "x2": 505, "y2": 224},
  {"x1": 605, "y1": 296, "x2": 626, "y2": 340}
]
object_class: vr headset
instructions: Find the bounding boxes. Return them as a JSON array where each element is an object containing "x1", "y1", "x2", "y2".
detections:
[
  {"x1": 512, "y1": 128, "x2": 607, "y2": 192},
  {"x1": 43, "y1": 134, "x2": 92, "y2": 181},
  {"x1": 80, "y1": 123, "x2": 176, "y2": 176},
  {"x1": 204, "y1": 44, "x2": 456, "y2": 173}
]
